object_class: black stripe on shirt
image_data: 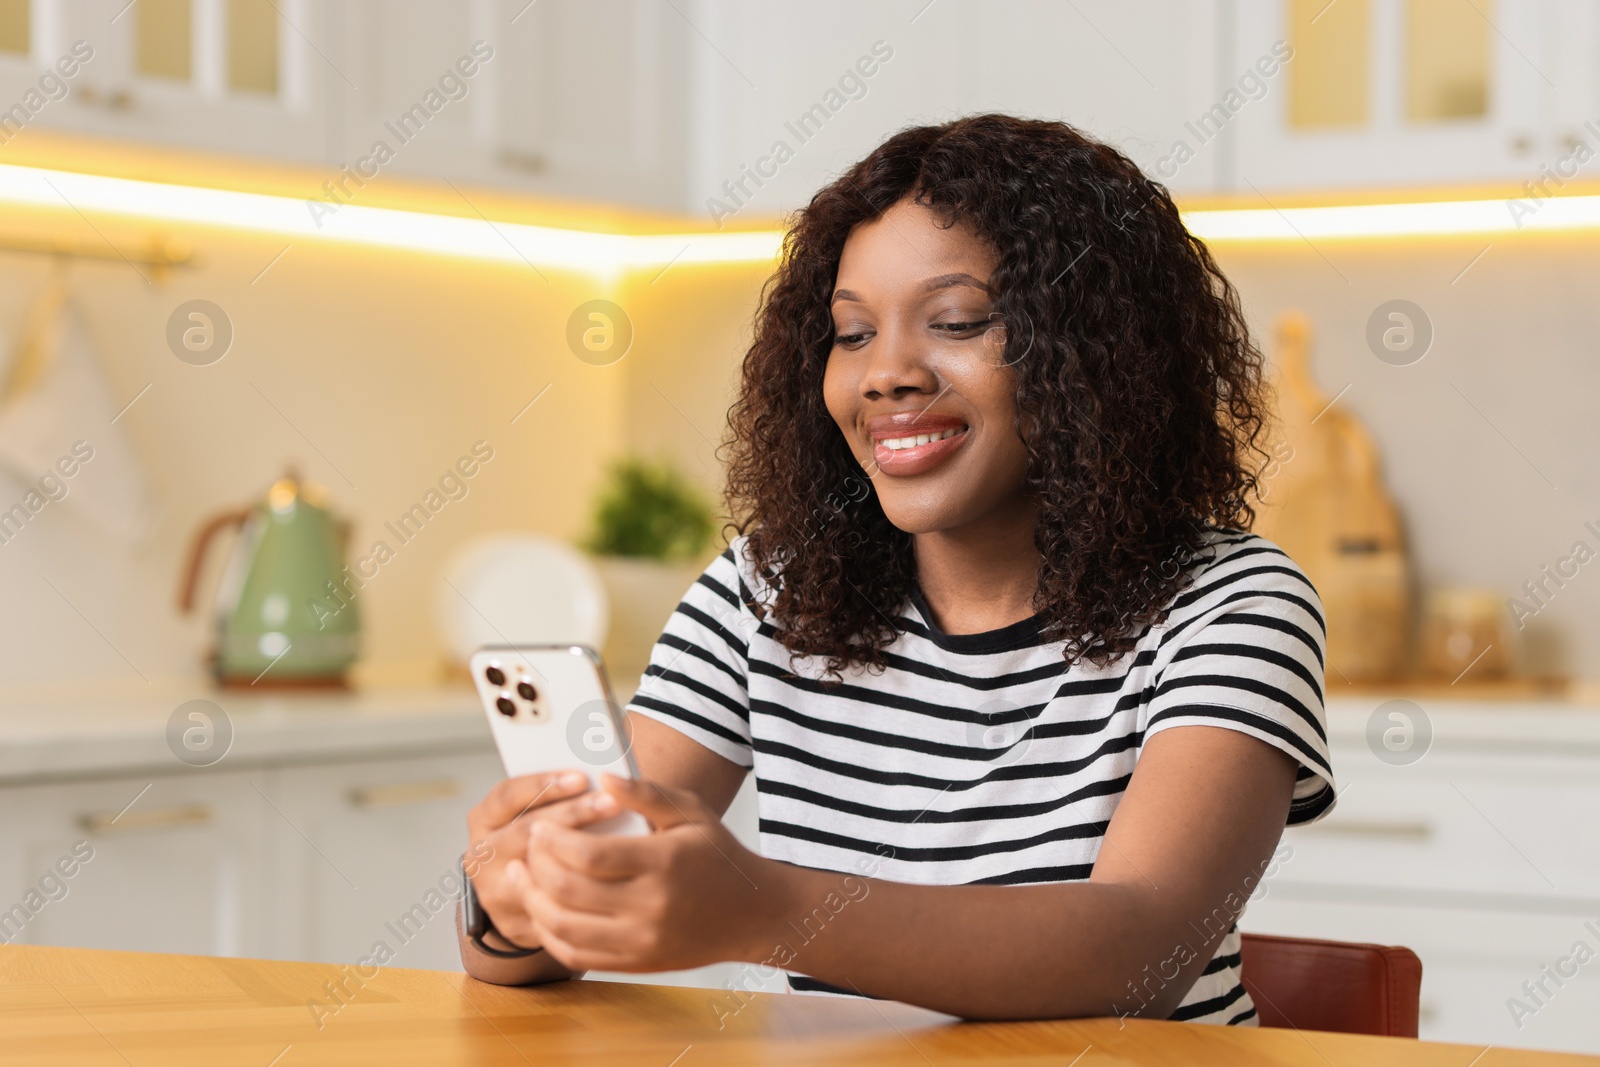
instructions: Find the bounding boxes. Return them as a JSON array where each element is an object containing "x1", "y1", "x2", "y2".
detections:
[
  {"x1": 1152, "y1": 673, "x2": 1327, "y2": 744},
  {"x1": 1167, "y1": 641, "x2": 1325, "y2": 705},
  {"x1": 1145, "y1": 703, "x2": 1333, "y2": 780},
  {"x1": 642, "y1": 664, "x2": 748, "y2": 723},
  {"x1": 756, "y1": 772, "x2": 1132, "y2": 826},
  {"x1": 759, "y1": 814, "x2": 1110, "y2": 864},
  {"x1": 628, "y1": 695, "x2": 749, "y2": 752},
  {"x1": 751, "y1": 728, "x2": 1144, "y2": 792},
  {"x1": 1168, "y1": 978, "x2": 1249, "y2": 1021}
]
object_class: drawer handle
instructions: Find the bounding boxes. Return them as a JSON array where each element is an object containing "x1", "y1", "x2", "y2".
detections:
[
  {"x1": 1301, "y1": 819, "x2": 1433, "y2": 841},
  {"x1": 79, "y1": 803, "x2": 213, "y2": 834},
  {"x1": 348, "y1": 779, "x2": 461, "y2": 808}
]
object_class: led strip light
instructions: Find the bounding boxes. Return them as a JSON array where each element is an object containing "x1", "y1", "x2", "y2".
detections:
[
  {"x1": 1182, "y1": 196, "x2": 1587, "y2": 241},
  {"x1": 0, "y1": 162, "x2": 784, "y2": 276},
  {"x1": 0, "y1": 161, "x2": 1583, "y2": 273}
]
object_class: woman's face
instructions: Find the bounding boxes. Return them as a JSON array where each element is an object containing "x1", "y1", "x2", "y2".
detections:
[{"x1": 823, "y1": 197, "x2": 1031, "y2": 536}]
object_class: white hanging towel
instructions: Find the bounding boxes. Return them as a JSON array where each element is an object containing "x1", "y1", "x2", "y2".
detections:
[{"x1": 0, "y1": 266, "x2": 154, "y2": 544}]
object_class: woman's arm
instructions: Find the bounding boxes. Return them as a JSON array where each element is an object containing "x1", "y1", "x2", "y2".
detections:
[
  {"x1": 519, "y1": 723, "x2": 1296, "y2": 1019},
  {"x1": 457, "y1": 713, "x2": 747, "y2": 985},
  {"x1": 757, "y1": 724, "x2": 1295, "y2": 1019}
]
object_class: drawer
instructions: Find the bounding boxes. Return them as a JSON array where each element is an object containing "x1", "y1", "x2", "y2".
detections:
[
  {"x1": 1278, "y1": 746, "x2": 1600, "y2": 903},
  {"x1": 263, "y1": 751, "x2": 505, "y2": 969},
  {"x1": 0, "y1": 771, "x2": 269, "y2": 957}
]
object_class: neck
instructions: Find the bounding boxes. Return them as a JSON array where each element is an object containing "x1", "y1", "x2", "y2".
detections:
[{"x1": 912, "y1": 495, "x2": 1043, "y2": 635}]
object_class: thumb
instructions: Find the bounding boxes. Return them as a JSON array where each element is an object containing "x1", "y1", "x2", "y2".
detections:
[{"x1": 600, "y1": 774, "x2": 698, "y2": 830}]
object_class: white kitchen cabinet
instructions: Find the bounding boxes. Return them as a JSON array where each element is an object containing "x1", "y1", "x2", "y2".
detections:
[
  {"x1": 0, "y1": 749, "x2": 506, "y2": 967},
  {"x1": 0, "y1": 0, "x2": 1237, "y2": 211},
  {"x1": 0, "y1": 682, "x2": 769, "y2": 996},
  {"x1": 13, "y1": 0, "x2": 1583, "y2": 208},
  {"x1": 1229, "y1": 0, "x2": 1589, "y2": 192},
  {"x1": 485, "y1": 0, "x2": 694, "y2": 211},
  {"x1": 0, "y1": 769, "x2": 270, "y2": 957},
  {"x1": 340, "y1": 0, "x2": 1225, "y2": 212},
  {"x1": 1240, "y1": 699, "x2": 1600, "y2": 1055},
  {"x1": 263, "y1": 750, "x2": 504, "y2": 971},
  {"x1": 682, "y1": 0, "x2": 1226, "y2": 223},
  {"x1": 6, "y1": 0, "x2": 337, "y2": 164}
]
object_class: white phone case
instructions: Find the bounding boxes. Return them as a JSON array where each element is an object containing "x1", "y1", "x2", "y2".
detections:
[{"x1": 468, "y1": 644, "x2": 649, "y2": 836}]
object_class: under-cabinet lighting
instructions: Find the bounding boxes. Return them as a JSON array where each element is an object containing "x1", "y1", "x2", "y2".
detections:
[{"x1": 0, "y1": 160, "x2": 1590, "y2": 272}]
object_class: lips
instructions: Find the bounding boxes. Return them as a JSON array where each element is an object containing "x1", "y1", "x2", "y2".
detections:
[{"x1": 865, "y1": 411, "x2": 970, "y2": 477}]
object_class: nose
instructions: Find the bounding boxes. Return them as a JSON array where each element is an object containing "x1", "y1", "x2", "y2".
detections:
[{"x1": 859, "y1": 322, "x2": 940, "y2": 400}]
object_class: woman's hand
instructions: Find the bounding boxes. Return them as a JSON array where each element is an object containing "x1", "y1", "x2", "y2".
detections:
[
  {"x1": 465, "y1": 770, "x2": 630, "y2": 950},
  {"x1": 512, "y1": 774, "x2": 786, "y2": 973}
]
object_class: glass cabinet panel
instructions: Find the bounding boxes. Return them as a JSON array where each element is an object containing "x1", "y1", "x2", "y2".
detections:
[
  {"x1": 0, "y1": 0, "x2": 28, "y2": 57},
  {"x1": 137, "y1": 0, "x2": 193, "y2": 81},
  {"x1": 1405, "y1": 0, "x2": 1491, "y2": 121},
  {"x1": 227, "y1": 0, "x2": 277, "y2": 94},
  {"x1": 1289, "y1": 0, "x2": 1371, "y2": 129}
]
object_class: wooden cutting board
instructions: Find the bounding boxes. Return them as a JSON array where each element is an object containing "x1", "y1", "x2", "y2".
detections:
[{"x1": 1252, "y1": 311, "x2": 1412, "y2": 683}]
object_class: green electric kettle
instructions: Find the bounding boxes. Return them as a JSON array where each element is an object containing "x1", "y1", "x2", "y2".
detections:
[{"x1": 178, "y1": 469, "x2": 359, "y2": 686}]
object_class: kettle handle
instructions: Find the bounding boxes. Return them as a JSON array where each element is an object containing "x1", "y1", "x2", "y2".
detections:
[{"x1": 177, "y1": 508, "x2": 251, "y2": 613}]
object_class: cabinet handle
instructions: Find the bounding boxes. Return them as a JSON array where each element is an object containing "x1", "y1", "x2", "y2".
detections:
[
  {"x1": 1300, "y1": 819, "x2": 1433, "y2": 841},
  {"x1": 348, "y1": 779, "x2": 461, "y2": 809},
  {"x1": 79, "y1": 803, "x2": 212, "y2": 834}
]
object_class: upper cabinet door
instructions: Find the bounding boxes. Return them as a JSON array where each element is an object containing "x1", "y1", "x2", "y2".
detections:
[
  {"x1": 334, "y1": 0, "x2": 497, "y2": 192},
  {"x1": 7, "y1": 0, "x2": 333, "y2": 164},
  {"x1": 336, "y1": 0, "x2": 692, "y2": 212},
  {"x1": 490, "y1": 0, "x2": 691, "y2": 210},
  {"x1": 682, "y1": 0, "x2": 1224, "y2": 224},
  {"x1": 1230, "y1": 0, "x2": 1562, "y2": 192}
]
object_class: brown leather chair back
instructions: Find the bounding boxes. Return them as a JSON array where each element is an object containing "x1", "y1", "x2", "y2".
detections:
[{"x1": 1240, "y1": 932, "x2": 1423, "y2": 1037}]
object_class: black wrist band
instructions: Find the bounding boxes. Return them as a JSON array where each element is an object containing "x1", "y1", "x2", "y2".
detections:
[
  {"x1": 461, "y1": 854, "x2": 543, "y2": 959},
  {"x1": 471, "y1": 929, "x2": 545, "y2": 959}
]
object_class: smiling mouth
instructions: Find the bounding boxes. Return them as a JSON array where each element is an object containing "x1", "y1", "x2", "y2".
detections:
[
  {"x1": 870, "y1": 423, "x2": 971, "y2": 475},
  {"x1": 878, "y1": 426, "x2": 967, "y2": 451}
]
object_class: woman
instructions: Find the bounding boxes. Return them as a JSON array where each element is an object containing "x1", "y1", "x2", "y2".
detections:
[{"x1": 459, "y1": 113, "x2": 1333, "y2": 1025}]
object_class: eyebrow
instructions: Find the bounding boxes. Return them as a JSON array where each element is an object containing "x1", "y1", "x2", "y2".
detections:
[{"x1": 830, "y1": 272, "x2": 992, "y2": 305}]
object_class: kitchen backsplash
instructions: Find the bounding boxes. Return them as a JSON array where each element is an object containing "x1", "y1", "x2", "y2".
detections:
[{"x1": 0, "y1": 223, "x2": 1593, "y2": 688}]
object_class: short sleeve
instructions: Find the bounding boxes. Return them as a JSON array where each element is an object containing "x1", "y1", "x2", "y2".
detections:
[
  {"x1": 1143, "y1": 534, "x2": 1336, "y2": 826},
  {"x1": 623, "y1": 540, "x2": 758, "y2": 767}
]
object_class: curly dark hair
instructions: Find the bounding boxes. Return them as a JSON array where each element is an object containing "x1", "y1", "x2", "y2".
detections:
[{"x1": 721, "y1": 113, "x2": 1270, "y2": 680}]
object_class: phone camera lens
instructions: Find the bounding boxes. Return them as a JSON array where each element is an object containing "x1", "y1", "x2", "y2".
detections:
[
  {"x1": 517, "y1": 680, "x2": 537, "y2": 701},
  {"x1": 495, "y1": 696, "x2": 516, "y2": 717},
  {"x1": 485, "y1": 665, "x2": 506, "y2": 686}
]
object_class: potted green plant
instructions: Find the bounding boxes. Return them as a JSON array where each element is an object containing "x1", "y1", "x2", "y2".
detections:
[{"x1": 581, "y1": 457, "x2": 717, "y2": 692}]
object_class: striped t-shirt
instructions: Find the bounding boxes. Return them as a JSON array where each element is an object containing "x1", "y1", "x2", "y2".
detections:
[{"x1": 626, "y1": 526, "x2": 1334, "y2": 1025}]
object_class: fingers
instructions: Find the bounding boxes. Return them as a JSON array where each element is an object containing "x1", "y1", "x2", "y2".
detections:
[
  {"x1": 530, "y1": 817, "x2": 659, "y2": 882},
  {"x1": 524, "y1": 834, "x2": 638, "y2": 913},
  {"x1": 481, "y1": 858, "x2": 544, "y2": 948},
  {"x1": 537, "y1": 789, "x2": 633, "y2": 832},
  {"x1": 521, "y1": 881, "x2": 648, "y2": 960},
  {"x1": 538, "y1": 925, "x2": 634, "y2": 974},
  {"x1": 599, "y1": 774, "x2": 700, "y2": 831},
  {"x1": 468, "y1": 770, "x2": 591, "y2": 841}
]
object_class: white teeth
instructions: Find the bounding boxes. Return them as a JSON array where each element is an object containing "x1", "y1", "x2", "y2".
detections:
[{"x1": 881, "y1": 427, "x2": 964, "y2": 451}]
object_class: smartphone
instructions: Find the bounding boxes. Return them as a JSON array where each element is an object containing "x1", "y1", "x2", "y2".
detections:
[{"x1": 469, "y1": 644, "x2": 649, "y2": 836}]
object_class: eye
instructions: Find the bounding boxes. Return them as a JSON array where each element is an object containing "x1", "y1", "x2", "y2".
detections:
[
  {"x1": 832, "y1": 329, "x2": 873, "y2": 349},
  {"x1": 932, "y1": 319, "x2": 997, "y2": 339}
]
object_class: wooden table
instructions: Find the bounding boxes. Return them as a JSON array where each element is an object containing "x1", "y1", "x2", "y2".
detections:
[{"x1": 2, "y1": 944, "x2": 1595, "y2": 1066}]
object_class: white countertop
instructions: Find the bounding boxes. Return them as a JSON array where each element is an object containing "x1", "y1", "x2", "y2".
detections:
[
  {"x1": 0, "y1": 685, "x2": 495, "y2": 784},
  {"x1": 0, "y1": 684, "x2": 1592, "y2": 784},
  {"x1": 1324, "y1": 695, "x2": 1600, "y2": 754}
]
